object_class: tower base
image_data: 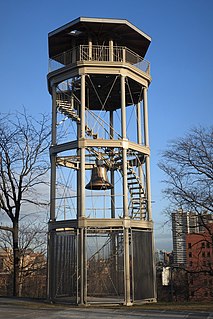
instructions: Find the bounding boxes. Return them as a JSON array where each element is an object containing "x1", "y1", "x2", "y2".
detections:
[{"x1": 47, "y1": 220, "x2": 156, "y2": 305}]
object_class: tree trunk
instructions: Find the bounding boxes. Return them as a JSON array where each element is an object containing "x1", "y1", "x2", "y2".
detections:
[{"x1": 12, "y1": 222, "x2": 20, "y2": 297}]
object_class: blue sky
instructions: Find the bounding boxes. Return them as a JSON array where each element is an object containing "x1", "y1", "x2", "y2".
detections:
[{"x1": 1, "y1": 0, "x2": 213, "y2": 250}]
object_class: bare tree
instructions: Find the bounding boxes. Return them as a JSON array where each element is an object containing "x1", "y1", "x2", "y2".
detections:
[
  {"x1": 0, "y1": 221, "x2": 47, "y2": 297},
  {"x1": 159, "y1": 126, "x2": 213, "y2": 299},
  {"x1": 0, "y1": 109, "x2": 50, "y2": 296},
  {"x1": 159, "y1": 126, "x2": 213, "y2": 215}
]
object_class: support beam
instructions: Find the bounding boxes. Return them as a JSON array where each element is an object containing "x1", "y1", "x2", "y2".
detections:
[
  {"x1": 124, "y1": 228, "x2": 132, "y2": 306},
  {"x1": 121, "y1": 75, "x2": 128, "y2": 218},
  {"x1": 143, "y1": 87, "x2": 152, "y2": 221},
  {"x1": 80, "y1": 74, "x2": 86, "y2": 139},
  {"x1": 47, "y1": 231, "x2": 54, "y2": 301},
  {"x1": 80, "y1": 228, "x2": 84, "y2": 304},
  {"x1": 121, "y1": 75, "x2": 127, "y2": 139},
  {"x1": 80, "y1": 74, "x2": 86, "y2": 218},
  {"x1": 84, "y1": 228, "x2": 87, "y2": 304},
  {"x1": 50, "y1": 85, "x2": 57, "y2": 222},
  {"x1": 51, "y1": 85, "x2": 57, "y2": 146},
  {"x1": 77, "y1": 102, "x2": 81, "y2": 219},
  {"x1": 136, "y1": 102, "x2": 142, "y2": 145},
  {"x1": 110, "y1": 110, "x2": 115, "y2": 218},
  {"x1": 136, "y1": 102, "x2": 144, "y2": 219},
  {"x1": 143, "y1": 87, "x2": 149, "y2": 147},
  {"x1": 50, "y1": 156, "x2": 56, "y2": 222},
  {"x1": 80, "y1": 74, "x2": 86, "y2": 305},
  {"x1": 121, "y1": 74, "x2": 131, "y2": 305}
]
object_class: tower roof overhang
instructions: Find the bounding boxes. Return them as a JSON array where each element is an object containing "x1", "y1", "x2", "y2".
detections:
[{"x1": 48, "y1": 17, "x2": 151, "y2": 59}]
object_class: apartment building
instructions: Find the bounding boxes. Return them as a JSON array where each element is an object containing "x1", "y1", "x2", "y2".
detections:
[
  {"x1": 172, "y1": 210, "x2": 188, "y2": 266},
  {"x1": 186, "y1": 224, "x2": 213, "y2": 301},
  {"x1": 172, "y1": 210, "x2": 213, "y2": 301}
]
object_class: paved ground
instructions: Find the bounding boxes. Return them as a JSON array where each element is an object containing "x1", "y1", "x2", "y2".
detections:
[{"x1": 0, "y1": 298, "x2": 213, "y2": 319}]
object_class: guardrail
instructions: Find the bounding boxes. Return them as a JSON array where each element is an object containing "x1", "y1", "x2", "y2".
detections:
[{"x1": 48, "y1": 45, "x2": 150, "y2": 75}]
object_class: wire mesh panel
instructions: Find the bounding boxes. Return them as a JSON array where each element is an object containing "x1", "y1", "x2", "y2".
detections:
[
  {"x1": 132, "y1": 229, "x2": 155, "y2": 301},
  {"x1": 51, "y1": 230, "x2": 77, "y2": 302},
  {"x1": 86, "y1": 229, "x2": 124, "y2": 303}
]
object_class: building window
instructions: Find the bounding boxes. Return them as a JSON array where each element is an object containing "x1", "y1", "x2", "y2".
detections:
[
  {"x1": 188, "y1": 243, "x2": 192, "y2": 249},
  {"x1": 191, "y1": 291, "x2": 194, "y2": 297},
  {"x1": 206, "y1": 242, "x2": 210, "y2": 248},
  {"x1": 204, "y1": 291, "x2": 208, "y2": 297},
  {"x1": 201, "y1": 242, "x2": 205, "y2": 248},
  {"x1": 189, "y1": 261, "x2": 193, "y2": 267},
  {"x1": 189, "y1": 252, "x2": 192, "y2": 258},
  {"x1": 207, "y1": 252, "x2": 210, "y2": 257},
  {"x1": 202, "y1": 252, "x2": 205, "y2": 257}
]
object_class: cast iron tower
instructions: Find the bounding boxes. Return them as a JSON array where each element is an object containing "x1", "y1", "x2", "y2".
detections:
[{"x1": 47, "y1": 17, "x2": 156, "y2": 305}]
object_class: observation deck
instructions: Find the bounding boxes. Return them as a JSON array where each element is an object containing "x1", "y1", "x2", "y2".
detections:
[
  {"x1": 48, "y1": 44, "x2": 150, "y2": 75},
  {"x1": 47, "y1": 17, "x2": 152, "y2": 108}
]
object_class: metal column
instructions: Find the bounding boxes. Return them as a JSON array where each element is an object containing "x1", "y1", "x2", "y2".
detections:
[
  {"x1": 143, "y1": 87, "x2": 152, "y2": 221},
  {"x1": 50, "y1": 85, "x2": 57, "y2": 222},
  {"x1": 136, "y1": 101, "x2": 144, "y2": 219},
  {"x1": 110, "y1": 110, "x2": 115, "y2": 218},
  {"x1": 48, "y1": 85, "x2": 57, "y2": 301},
  {"x1": 121, "y1": 74, "x2": 132, "y2": 306},
  {"x1": 79, "y1": 74, "x2": 87, "y2": 304}
]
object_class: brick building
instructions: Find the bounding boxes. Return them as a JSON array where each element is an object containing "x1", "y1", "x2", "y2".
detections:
[
  {"x1": 0, "y1": 249, "x2": 12, "y2": 295},
  {"x1": 172, "y1": 210, "x2": 213, "y2": 301},
  {"x1": 186, "y1": 224, "x2": 213, "y2": 301}
]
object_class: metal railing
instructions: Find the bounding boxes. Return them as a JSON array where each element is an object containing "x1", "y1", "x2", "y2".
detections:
[{"x1": 49, "y1": 45, "x2": 150, "y2": 75}]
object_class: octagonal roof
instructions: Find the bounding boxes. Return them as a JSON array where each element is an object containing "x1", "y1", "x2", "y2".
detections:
[{"x1": 48, "y1": 17, "x2": 151, "y2": 59}]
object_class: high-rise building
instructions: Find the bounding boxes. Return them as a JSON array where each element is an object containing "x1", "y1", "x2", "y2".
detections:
[
  {"x1": 172, "y1": 210, "x2": 188, "y2": 266},
  {"x1": 172, "y1": 210, "x2": 212, "y2": 266}
]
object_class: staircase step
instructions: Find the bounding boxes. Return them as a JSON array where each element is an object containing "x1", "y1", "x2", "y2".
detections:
[
  {"x1": 131, "y1": 203, "x2": 145, "y2": 207},
  {"x1": 114, "y1": 156, "x2": 122, "y2": 162},
  {"x1": 70, "y1": 113, "x2": 78, "y2": 118},
  {"x1": 58, "y1": 105, "x2": 70, "y2": 109},
  {"x1": 132, "y1": 207, "x2": 146, "y2": 211},
  {"x1": 58, "y1": 103, "x2": 99, "y2": 139},
  {"x1": 132, "y1": 203, "x2": 145, "y2": 209},
  {"x1": 129, "y1": 186, "x2": 142, "y2": 190},
  {"x1": 128, "y1": 182, "x2": 139, "y2": 185},
  {"x1": 125, "y1": 161, "x2": 147, "y2": 219},
  {"x1": 68, "y1": 115, "x2": 80, "y2": 123}
]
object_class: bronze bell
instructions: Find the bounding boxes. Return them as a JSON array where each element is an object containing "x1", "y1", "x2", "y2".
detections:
[{"x1": 85, "y1": 164, "x2": 113, "y2": 190}]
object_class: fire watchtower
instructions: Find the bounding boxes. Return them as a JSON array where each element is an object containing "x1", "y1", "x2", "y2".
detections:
[{"x1": 47, "y1": 17, "x2": 156, "y2": 305}]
